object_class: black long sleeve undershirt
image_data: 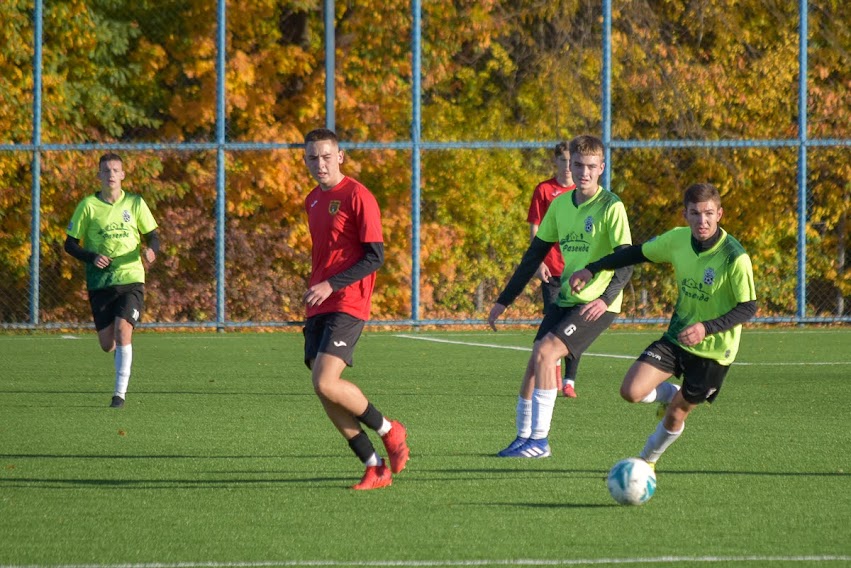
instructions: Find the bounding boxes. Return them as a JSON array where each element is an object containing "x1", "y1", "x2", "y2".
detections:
[
  {"x1": 63, "y1": 236, "x2": 98, "y2": 263},
  {"x1": 144, "y1": 229, "x2": 161, "y2": 255},
  {"x1": 496, "y1": 239, "x2": 633, "y2": 307},
  {"x1": 702, "y1": 300, "x2": 757, "y2": 334},
  {"x1": 596, "y1": 245, "x2": 634, "y2": 306},
  {"x1": 327, "y1": 242, "x2": 384, "y2": 291},
  {"x1": 496, "y1": 237, "x2": 551, "y2": 306},
  {"x1": 64, "y1": 229, "x2": 161, "y2": 264},
  {"x1": 585, "y1": 244, "x2": 649, "y2": 275}
]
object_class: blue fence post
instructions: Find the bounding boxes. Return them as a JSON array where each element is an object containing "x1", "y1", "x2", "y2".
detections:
[
  {"x1": 796, "y1": 0, "x2": 809, "y2": 323},
  {"x1": 325, "y1": 0, "x2": 335, "y2": 131},
  {"x1": 28, "y1": 0, "x2": 44, "y2": 326},
  {"x1": 601, "y1": 0, "x2": 612, "y2": 190},
  {"x1": 215, "y1": 0, "x2": 227, "y2": 332},
  {"x1": 410, "y1": 0, "x2": 423, "y2": 324}
]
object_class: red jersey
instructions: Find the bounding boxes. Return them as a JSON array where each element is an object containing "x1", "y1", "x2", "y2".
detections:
[
  {"x1": 305, "y1": 176, "x2": 384, "y2": 320},
  {"x1": 526, "y1": 177, "x2": 576, "y2": 276}
]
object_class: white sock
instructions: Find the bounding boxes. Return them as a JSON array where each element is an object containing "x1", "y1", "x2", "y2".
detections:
[
  {"x1": 640, "y1": 381, "x2": 680, "y2": 404},
  {"x1": 377, "y1": 418, "x2": 392, "y2": 437},
  {"x1": 516, "y1": 396, "x2": 532, "y2": 438},
  {"x1": 639, "y1": 420, "x2": 684, "y2": 463},
  {"x1": 531, "y1": 388, "x2": 558, "y2": 440},
  {"x1": 565, "y1": 378, "x2": 575, "y2": 387},
  {"x1": 364, "y1": 453, "x2": 381, "y2": 467},
  {"x1": 114, "y1": 344, "x2": 132, "y2": 398}
]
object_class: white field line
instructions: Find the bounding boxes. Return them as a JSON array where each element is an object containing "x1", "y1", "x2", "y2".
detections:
[
  {"x1": 392, "y1": 334, "x2": 850, "y2": 366},
  {"x1": 3, "y1": 554, "x2": 851, "y2": 568}
]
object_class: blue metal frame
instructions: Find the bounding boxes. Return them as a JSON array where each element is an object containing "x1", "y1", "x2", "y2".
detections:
[
  {"x1": 796, "y1": 0, "x2": 809, "y2": 321},
  {"x1": 411, "y1": 0, "x2": 423, "y2": 323},
  {"x1": 215, "y1": 0, "x2": 227, "y2": 331},
  {"x1": 8, "y1": 0, "x2": 851, "y2": 330},
  {"x1": 324, "y1": 0, "x2": 335, "y2": 131},
  {"x1": 28, "y1": 0, "x2": 44, "y2": 324}
]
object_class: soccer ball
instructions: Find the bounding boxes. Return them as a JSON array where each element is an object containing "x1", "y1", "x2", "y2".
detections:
[{"x1": 607, "y1": 458, "x2": 656, "y2": 506}]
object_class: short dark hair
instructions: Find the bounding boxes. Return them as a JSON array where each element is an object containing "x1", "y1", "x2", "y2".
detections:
[
  {"x1": 304, "y1": 128, "x2": 339, "y2": 145},
  {"x1": 684, "y1": 183, "x2": 721, "y2": 208},
  {"x1": 568, "y1": 135, "x2": 604, "y2": 158},
  {"x1": 98, "y1": 153, "x2": 122, "y2": 166},
  {"x1": 553, "y1": 141, "x2": 569, "y2": 156}
]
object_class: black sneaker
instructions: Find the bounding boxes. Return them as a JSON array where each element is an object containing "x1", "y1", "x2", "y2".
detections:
[{"x1": 110, "y1": 396, "x2": 125, "y2": 408}]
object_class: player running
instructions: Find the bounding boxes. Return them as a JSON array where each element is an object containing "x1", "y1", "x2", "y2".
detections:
[
  {"x1": 64, "y1": 153, "x2": 160, "y2": 408},
  {"x1": 300, "y1": 128, "x2": 409, "y2": 490},
  {"x1": 569, "y1": 182, "x2": 757, "y2": 470}
]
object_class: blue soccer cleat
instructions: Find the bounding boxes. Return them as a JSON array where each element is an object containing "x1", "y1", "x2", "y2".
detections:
[
  {"x1": 501, "y1": 437, "x2": 551, "y2": 458},
  {"x1": 496, "y1": 436, "x2": 529, "y2": 457}
]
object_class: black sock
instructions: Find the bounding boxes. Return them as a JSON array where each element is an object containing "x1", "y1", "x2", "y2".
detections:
[
  {"x1": 356, "y1": 402, "x2": 384, "y2": 431},
  {"x1": 347, "y1": 431, "x2": 376, "y2": 463}
]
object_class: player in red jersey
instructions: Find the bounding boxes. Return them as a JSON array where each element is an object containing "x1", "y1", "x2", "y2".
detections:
[
  {"x1": 527, "y1": 142, "x2": 581, "y2": 398},
  {"x1": 301, "y1": 128, "x2": 409, "y2": 490}
]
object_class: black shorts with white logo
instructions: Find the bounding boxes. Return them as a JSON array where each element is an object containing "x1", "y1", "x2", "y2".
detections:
[
  {"x1": 535, "y1": 303, "x2": 617, "y2": 360},
  {"x1": 88, "y1": 283, "x2": 145, "y2": 331},
  {"x1": 303, "y1": 312, "x2": 365, "y2": 369},
  {"x1": 637, "y1": 337, "x2": 730, "y2": 404}
]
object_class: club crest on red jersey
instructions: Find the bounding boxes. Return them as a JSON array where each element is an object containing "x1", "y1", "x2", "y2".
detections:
[{"x1": 329, "y1": 200, "x2": 341, "y2": 214}]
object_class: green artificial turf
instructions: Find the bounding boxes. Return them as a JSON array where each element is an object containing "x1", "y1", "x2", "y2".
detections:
[{"x1": 1, "y1": 328, "x2": 849, "y2": 567}]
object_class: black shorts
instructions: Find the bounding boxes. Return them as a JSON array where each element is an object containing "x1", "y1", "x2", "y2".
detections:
[
  {"x1": 88, "y1": 283, "x2": 145, "y2": 331},
  {"x1": 540, "y1": 276, "x2": 562, "y2": 312},
  {"x1": 637, "y1": 337, "x2": 730, "y2": 404},
  {"x1": 535, "y1": 303, "x2": 616, "y2": 360},
  {"x1": 303, "y1": 312, "x2": 365, "y2": 369}
]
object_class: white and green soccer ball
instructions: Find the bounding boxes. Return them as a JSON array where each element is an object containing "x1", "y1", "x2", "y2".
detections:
[{"x1": 607, "y1": 457, "x2": 656, "y2": 506}]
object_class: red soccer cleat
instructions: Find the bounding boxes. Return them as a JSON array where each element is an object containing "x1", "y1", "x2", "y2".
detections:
[
  {"x1": 562, "y1": 384, "x2": 577, "y2": 398},
  {"x1": 352, "y1": 463, "x2": 392, "y2": 490},
  {"x1": 381, "y1": 420, "x2": 410, "y2": 474}
]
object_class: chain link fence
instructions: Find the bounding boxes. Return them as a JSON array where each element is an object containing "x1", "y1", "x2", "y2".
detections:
[{"x1": 1, "y1": 0, "x2": 848, "y2": 329}]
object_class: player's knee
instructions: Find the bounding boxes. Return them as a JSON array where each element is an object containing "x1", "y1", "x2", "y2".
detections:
[
  {"x1": 619, "y1": 383, "x2": 642, "y2": 403},
  {"x1": 97, "y1": 333, "x2": 115, "y2": 352},
  {"x1": 312, "y1": 376, "x2": 337, "y2": 400},
  {"x1": 533, "y1": 345, "x2": 558, "y2": 369}
]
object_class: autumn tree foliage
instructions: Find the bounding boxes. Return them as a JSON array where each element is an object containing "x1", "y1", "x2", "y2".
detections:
[{"x1": 0, "y1": 0, "x2": 848, "y2": 325}]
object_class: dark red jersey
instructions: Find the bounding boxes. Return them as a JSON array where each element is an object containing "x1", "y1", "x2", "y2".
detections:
[{"x1": 527, "y1": 177, "x2": 576, "y2": 277}]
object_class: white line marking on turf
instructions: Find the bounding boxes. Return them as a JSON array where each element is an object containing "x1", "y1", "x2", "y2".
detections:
[
  {"x1": 394, "y1": 334, "x2": 635, "y2": 359},
  {"x1": 392, "y1": 334, "x2": 851, "y2": 366},
  {"x1": 4, "y1": 555, "x2": 850, "y2": 567}
]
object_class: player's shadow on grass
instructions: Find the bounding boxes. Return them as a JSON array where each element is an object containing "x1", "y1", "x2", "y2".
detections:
[
  {"x1": 416, "y1": 467, "x2": 850, "y2": 478},
  {"x1": 0, "y1": 476, "x2": 358, "y2": 489},
  {"x1": 467, "y1": 501, "x2": 616, "y2": 509},
  {"x1": 0, "y1": 389, "x2": 315, "y2": 397}
]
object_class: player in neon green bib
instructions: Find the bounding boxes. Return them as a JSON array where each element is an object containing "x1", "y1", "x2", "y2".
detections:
[
  {"x1": 570, "y1": 183, "x2": 757, "y2": 471},
  {"x1": 64, "y1": 154, "x2": 160, "y2": 409}
]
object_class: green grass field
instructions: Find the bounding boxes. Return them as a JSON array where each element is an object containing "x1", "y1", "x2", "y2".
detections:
[{"x1": 1, "y1": 327, "x2": 849, "y2": 568}]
